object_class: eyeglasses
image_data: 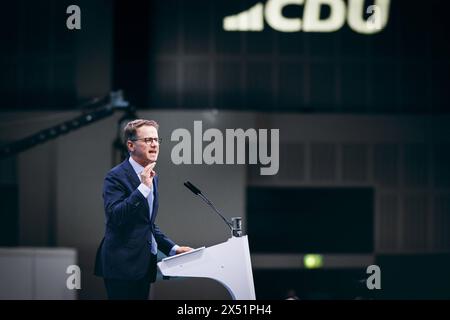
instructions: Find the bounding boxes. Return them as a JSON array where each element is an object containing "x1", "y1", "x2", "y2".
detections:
[{"x1": 131, "y1": 137, "x2": 162, "y2": 145}]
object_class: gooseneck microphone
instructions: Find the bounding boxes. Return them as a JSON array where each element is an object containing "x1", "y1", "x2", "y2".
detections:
[
  {"x1": 184, "y1": 181, "x2": 233, "y2": 232},
  {"x1": 184, "y1": 181, "x2": 202, "y2": 195}
]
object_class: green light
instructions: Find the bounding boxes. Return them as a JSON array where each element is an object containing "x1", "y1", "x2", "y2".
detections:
[{"x1": 304, "y1": 254, "x2": 323, "y2": 269}]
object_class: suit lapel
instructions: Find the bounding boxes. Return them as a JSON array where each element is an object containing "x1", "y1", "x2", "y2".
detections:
[
  {"x1": 122, "y1": 158, "x2": 150, "y2": 213},
  {"x1": 122, "y1": 158, "x2": 140, "y2": 188}
]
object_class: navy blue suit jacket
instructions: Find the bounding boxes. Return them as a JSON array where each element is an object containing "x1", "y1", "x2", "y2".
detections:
[{"x1": 94, "y1": 158, "x2": 175, "y2": 280}]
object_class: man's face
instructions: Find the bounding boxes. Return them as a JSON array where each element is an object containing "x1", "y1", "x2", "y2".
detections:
[{"x1": 128, "y1": 125, "x2": 159, "y2": 166}]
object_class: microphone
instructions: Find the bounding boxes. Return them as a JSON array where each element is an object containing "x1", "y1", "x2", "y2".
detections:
[
  {"x1": 184, "y1": 181, "x2": 201, "y2": 195},
  {"x1": 184, "y1": 181, "x2": 234, "y2": 233}
]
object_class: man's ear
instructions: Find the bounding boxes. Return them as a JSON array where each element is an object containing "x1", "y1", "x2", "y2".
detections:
[{"x1": 127, "y1": 140, "x2": 134, "y2": 152}]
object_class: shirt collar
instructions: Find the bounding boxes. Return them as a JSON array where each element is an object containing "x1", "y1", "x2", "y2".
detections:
[{"x1": 128, "y1": 156, "x2": 144, "y2": 176}]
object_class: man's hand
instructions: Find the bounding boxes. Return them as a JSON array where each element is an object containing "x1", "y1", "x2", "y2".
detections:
[
  {"x1": 176, "y1": 246, "x2": 193, "y2": 254},
  {"x1": 140, "y1": 162, "x2": 156, "y2": 187}
]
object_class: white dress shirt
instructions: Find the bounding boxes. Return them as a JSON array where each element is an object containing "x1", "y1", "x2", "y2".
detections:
[{"x1": 129, "y1": 156, "x2": 179, "y2": 256}]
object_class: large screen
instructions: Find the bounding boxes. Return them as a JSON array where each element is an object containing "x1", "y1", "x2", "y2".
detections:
[
  {"x1": 247, "y1": 186, "x2": 374, "y2": 253},
  {"x1": 113, "y1": 0, "x2": 450, "y2": 113}
]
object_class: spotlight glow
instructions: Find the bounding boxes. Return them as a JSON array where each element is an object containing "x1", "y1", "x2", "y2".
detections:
[{"x1": 304, "y1": 254, "x2": 323, "y2": 269}]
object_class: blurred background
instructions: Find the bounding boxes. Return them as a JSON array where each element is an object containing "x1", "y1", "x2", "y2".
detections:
[{"x1": 1, "y1": 0, "x2": 450, "y2": 299}]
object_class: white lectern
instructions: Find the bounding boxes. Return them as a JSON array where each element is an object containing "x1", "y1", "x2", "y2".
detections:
[{"x1": 157, "y1": 235, "x2": 256, "y2": 300}]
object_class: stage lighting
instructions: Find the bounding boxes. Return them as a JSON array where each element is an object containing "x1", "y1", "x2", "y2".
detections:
[{"x1": 304, "y1": 254, "x2": 323, "y2": 269}]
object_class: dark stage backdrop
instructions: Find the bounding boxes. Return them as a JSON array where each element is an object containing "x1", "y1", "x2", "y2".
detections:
[
  {"x1": 113, "y1": 0, "x2": 450, "y2": 113},
  {"x1": 247, "y1": 187, "x2": 374, "y2": 253},
  {"x1": 2, "y1": 0, "x2": 449, "y2": 112}
]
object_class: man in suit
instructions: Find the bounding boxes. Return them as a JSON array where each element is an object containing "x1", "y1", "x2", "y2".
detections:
[{"x1": 95, "y1": 119, "x2": 192, "y2": 299}]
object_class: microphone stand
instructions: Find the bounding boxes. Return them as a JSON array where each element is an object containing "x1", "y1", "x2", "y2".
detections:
[{"x1": 184, "y1": 181, "x2": 243, "y2": 237}]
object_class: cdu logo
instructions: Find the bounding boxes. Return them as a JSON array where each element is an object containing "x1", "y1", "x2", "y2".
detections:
[{"x1": 223, "y1": 0, "x2": 390, "y2": 34}]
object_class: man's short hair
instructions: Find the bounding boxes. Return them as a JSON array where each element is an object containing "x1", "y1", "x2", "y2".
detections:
[{"x1": 123, "y1": 119, "x2": 159, "y2": 142}]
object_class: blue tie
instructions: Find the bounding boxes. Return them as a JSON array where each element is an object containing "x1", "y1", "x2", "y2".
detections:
[{"x1": 148, "y1": 187, "x2": 158, "y2": 254}]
